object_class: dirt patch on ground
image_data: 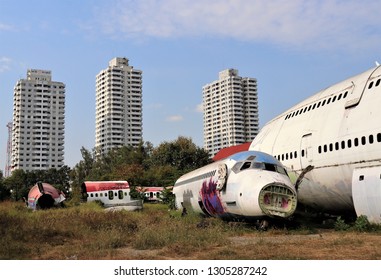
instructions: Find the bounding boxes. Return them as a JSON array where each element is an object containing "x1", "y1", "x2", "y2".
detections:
[{"x1": 109, "y1": 230, "x2": 381, "y2": 260}]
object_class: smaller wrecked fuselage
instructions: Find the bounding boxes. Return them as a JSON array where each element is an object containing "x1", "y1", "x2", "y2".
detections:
[
  {"x1": 27, "y1": 182, "x2": 66, "y2": 210},
  {"x1": 81, "y1": 181, "x2": 143, "y2": 211}
]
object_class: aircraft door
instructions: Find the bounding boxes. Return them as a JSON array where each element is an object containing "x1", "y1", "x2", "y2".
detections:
[
  {"x1": 352, "y1": 166, "x2": 381, "y2": 223},
  {"x1": 300, "y1": 133, "x2": 313, "y2": 169}
]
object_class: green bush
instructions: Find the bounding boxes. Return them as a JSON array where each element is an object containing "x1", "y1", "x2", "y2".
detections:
[
  {"x1": 334, "y1": 216, "x2": 350, "y2": 231},
  {"x1": 353, "y1": 215, "x2": 370, "y2": 232}
]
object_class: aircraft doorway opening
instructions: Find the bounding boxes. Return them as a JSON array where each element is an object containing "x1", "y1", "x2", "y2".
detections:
[{"x1": 300, "y1": 133, "x2": 313, "y2": 169}]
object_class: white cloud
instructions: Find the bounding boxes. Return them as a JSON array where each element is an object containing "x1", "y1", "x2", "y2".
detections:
[
  {"x1": 0, "y1": 57, "x2": 12, "y2": 73},
  {"x1": 96, "y1": 0, "x2": 381, "y2": 51},
  {"x1": 195, "y1": 103, "x2": 203, "y2": 113},
  {"x1": 166, "y1": 115, "x2": 183, "y2": 122},
  {"x1": 0, "y1": 23, "x2": 13, "y2": 31}
]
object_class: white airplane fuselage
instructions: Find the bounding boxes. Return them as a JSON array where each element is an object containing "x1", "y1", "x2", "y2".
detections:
[
  {"x1": 174, "y1": 151, "x2": 297, "y2": 220},
  {"x1": 250, "y1": 65, "x2": 381, "y2": 223}
]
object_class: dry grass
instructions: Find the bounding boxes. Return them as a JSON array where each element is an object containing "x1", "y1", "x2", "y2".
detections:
[{"x1": 1, "y1": 201, "x2": 381, "y2": 260}]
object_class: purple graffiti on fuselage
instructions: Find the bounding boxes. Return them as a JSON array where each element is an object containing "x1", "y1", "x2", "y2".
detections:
[{"x1": 200, "y1": 178, "x2": 225, "y2": 216}]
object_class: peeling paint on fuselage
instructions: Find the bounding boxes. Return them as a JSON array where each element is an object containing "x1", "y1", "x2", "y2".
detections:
[{"x1": 200, "y1": 178, "x2": 225, "y2": 217}]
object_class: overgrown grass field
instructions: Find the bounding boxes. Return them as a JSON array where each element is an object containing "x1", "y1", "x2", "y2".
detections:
[{"x1": 1, "y1": 201, "x2": 381, "y2": 260}]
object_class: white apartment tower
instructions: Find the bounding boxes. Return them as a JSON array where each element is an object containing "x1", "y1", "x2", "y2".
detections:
[
  {"x1": 95, "y1": 57, "x2": 143, "y2": 155},
  {"x1": 203, "y1": 69, "x2": 259, "y2": 157},
  {"x1": 11, "y1": 69, "x2": 65, "y2": 172}
]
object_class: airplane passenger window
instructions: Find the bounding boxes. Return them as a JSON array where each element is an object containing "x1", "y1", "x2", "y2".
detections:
[
  {"x1": 343, "y1": 91, "x2": 348, "y2": 98},
  {"x1": 327, "y1": 98, "x2": 331, "y2": 104},
  {"x1": 338, "y1": 94, "x2": 342, "y2": 100},
  {"x1": 301, "y1": 150, "x2": 305, "y2": 157},
  {"x1": 368, "y1": 82, "x2": 374, "y2": 89},
  {"x1": 354, "y1": 138, "x2": 359, "y2": 146},
  {"x1": 377, "y1": 133, "x2": 381, "y2": 142},
  {"x1": 332, "y1": 96, "x2": 336, "y2": 102},
  {"x1": 318, "y1": 146, "x2": 322, "y2": 154},
  {"x1": 322, "y1": 100, "x2": 326, "y2": 106},
  {"x1": 347, "y1": 139, "x2": 352, "y2": 148},
  {"x1": 341, "y1": 141, "x2": 346, "y2": 149},
  {"x1": 369, "y1": 135, "x2": 374, "y2": 144},
  {"x1": 376, "y1": 79, "x2": 381, "y2": 87},
  {"x1": 329, "y1": 143, "x2": 333, "y2": 151},
  {"x1": 324, "y1": 145, "x2": 327, "y2": 153},
  {"x1": 118, "y1": 190, "x2": 124, "y2": 199},
  {"x1": 294, "y1": 151, "x2": 297, "y2": 158},
  {"x1": 362, "y1": 136, "x2": 366, "y2": 145},
  {"x1": 335, "y1": 142, "x2": 339, "y2": 150}
]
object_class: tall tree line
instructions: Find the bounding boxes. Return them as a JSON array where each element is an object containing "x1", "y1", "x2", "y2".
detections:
[{"x1": 0, "y1": 136, "x2": 211, "y2": 202}]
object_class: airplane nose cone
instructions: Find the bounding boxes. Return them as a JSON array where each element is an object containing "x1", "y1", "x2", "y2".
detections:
[{"x1": 259, "y1": 184, "x2": 297, "y2": 218}]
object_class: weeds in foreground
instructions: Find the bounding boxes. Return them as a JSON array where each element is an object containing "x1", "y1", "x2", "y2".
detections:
[
  {"x1": 0, "y1": 201, "x2": 234, "y2": 259},
  {"x1": 334, "y1": 215, "x2": 381, "y2": 232},
  {"x1": 2, "y1": 201, "x2": 381, "y2": 260}
]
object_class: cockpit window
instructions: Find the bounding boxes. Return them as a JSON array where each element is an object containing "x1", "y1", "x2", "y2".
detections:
[
  {"x1": 264, "y1": 163, "x2": 276, "y2": 172},
  {"x1": 232, "y1": 159, "x2": 288, "y2": 176},
  {"x1": 241, "y1": 161, "x2": 252, "y2": 170}
]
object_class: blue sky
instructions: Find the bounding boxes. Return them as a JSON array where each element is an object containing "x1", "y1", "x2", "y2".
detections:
[{"x1": 1, "y1": 0, "x2": 381, "y2": 171}]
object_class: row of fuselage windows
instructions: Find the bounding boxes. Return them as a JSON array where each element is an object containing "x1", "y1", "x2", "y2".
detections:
[
  {"x1": 318, "y1": 133, "x2": 381, "y2": 154},
  {"x1": 285, "y1": 78, "x2": 381, "y2": 121},
  {"x1": 88, "y1": 190, "x2": 128, "y2": 200},
  {"x1": 274, "y1": 133, "x2": 381, "y2": 162},
  {"x1": 285, "y1": 90, "x2": 349, "y2": 120}
]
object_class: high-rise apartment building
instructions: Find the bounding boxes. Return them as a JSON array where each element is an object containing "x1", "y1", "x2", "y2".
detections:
[
  {"x1": 11, "y1": 69, "x2": 65, "y2": 172},
  {"x1": 95, "y1": 57, "x2": 143, "y2": 155},
  {"x1": 203, "y1": 69, "x2": 259, "y2": 157}
]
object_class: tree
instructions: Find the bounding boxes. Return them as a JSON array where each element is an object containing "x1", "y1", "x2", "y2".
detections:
[
  {"x1": 70, "y1": 147, "x2": 96, "y2": 185},
  {"x1": 0, "y1": 170, "x2": 10, "y2": 201},
  {"x1": 111, "y1": 163, "x2": 145, "y2": 186},
  {"x1": 3, "y1": 169, "x2": 28, "y2": 201},
  {"x1": 150, "y1": 136, "x2": 211, "y2": 172},
  {"x1": 159, "y1": 186, "x2": 176, "y2": 210},
  {"x1": 68, "y1": 137, "x2": 211, "y2": 191}
]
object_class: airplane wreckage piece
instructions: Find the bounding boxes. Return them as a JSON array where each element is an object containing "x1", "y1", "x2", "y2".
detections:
[
  {"x1": 81, "y1": 181, "x2": 143, "y2": 211},
  {"x1": 250, "y1": 64, "x2": 381, "y2": 223},
  {"x1": 173, "y1": 151, "x2": 297, "y2": 221},
  {"x1": 27, "y1": 182, "x2": 66, "y2": 210}
]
